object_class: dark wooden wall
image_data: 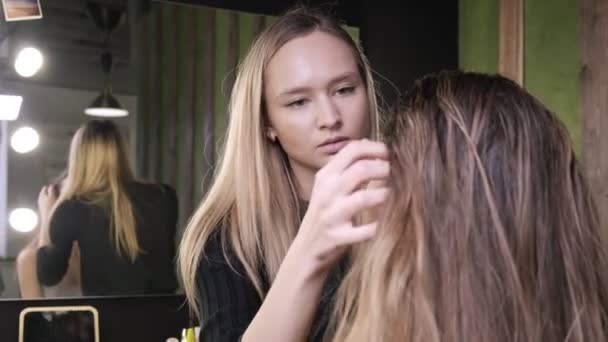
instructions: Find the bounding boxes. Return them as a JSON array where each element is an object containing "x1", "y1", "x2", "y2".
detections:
[
  {"x1": 579, "y1": 0, "x2": 608, "y2": 225},
  {"x1": 135, "y1": 2, "x2": 272, "y2": 230}
]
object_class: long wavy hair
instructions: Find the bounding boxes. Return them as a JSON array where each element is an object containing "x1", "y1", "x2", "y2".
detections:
[
  {"x1": 178, "y1": 6, "x2": 380, "y2": 318},
  {"x1": 53, "y1": 119, "x2": 139, "y2": 262},
  {"x1": 331, "y1": 71, "x2": 608, "y2": 342}
]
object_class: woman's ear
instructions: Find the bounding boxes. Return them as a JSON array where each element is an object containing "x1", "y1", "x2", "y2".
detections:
[{"x1": 266, "y1": 127, "x2": 277, "y2": 142}]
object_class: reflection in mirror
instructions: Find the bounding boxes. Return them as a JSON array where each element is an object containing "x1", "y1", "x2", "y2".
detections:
[
  {"x1": 0, "y1": 0, "x2": 139, "y2": 299},
  {"x1": 0, "y1": 0, "x2": 291, "y2": 300}
]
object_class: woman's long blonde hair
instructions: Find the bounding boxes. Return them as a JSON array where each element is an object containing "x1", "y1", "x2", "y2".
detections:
[
  {"x1": 54, "y1": 119, "x2": 139, "y2": 262},
  {"x1": 179, "y1": 6, "x2": 380, "y2": 318},
  {"x1": 331, "y1": 71, "x2": 608, "y2": 342}
]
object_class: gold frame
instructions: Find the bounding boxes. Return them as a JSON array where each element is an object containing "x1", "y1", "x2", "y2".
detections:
[{"x1": 18, "y1": 305, "x2": 100, "y2": 342}]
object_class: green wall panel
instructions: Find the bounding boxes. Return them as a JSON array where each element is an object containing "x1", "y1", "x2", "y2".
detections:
[
  {"x1": 524, "y1": 0, "x2": 580, "y2": 149},
  {"x1": 459, "y1": 0, "x2": 499, "y2": 73},
  {"x1": 459, "y1": 0, "x2": 580, "y2": 149}
]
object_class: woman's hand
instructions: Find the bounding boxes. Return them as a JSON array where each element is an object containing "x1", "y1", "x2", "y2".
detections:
[
  {"x1": 242, "y1": 139, "x2": 390, "y2": 342},
  {"x1": 37, "y1": 185, "x2": 59, "y2": 221},
  {"x1": 37, "y1": 184, "x2": 59, "y2": 246},
  {"x1": 290, "y1": 139, "x2": 390, "y2": 278}
]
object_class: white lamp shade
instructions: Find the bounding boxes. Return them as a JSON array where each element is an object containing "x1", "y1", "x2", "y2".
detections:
[{"x1": 85, "y1": 90, "x2": 128, "y2": 117}]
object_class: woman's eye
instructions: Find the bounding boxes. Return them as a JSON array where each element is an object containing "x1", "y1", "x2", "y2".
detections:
[
  {"x1": 336, "y1": 86, "x2": 356, "y2": 96},
  {"x1": 287, "y1": 99, "x2": 307, "y2": 108}
]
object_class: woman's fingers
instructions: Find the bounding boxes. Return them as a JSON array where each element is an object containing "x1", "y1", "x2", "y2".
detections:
[
  {"x1": 322, "y1": 187, "x2": 389, "y2": 225},
  {"x1": 319, "y1": 139, "x2": 388, "y2": 175},
  {"x1": 37, "y1": 186, "x2": 48, "y2": 203},
  {"x1": 313, "y1": 150, "x2": 389, "y2": 202},
  {"x1": 314, "y1": 222, "x2": 378, "y2": 263},
  {"x1": 328, "y1": 222, "x2": 379, "y2": 246},
  {"x1": 299, "y1": 139, "x2": 390, "y2": 269},
  {"x1": 339, "y1": 159, "x2": 390, "y2": 194}
]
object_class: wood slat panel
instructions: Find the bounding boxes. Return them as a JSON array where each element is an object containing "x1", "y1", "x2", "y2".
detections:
[
  {"x1": 253, "y1": 14, "x2": 265, "y2": 37},
  {"x1": 498, "y1": 0, "x2": 524, "y2": 85},
  {"x1": 214, "y1": 11, "x2": 230, "y2": 156},
  {"x1": 181, "y1": 8, "x2": 196, "y2": 219},
  {"x1": 138, "y1": 4, "x2": 276, "y2": 216},
  {"x1": 137, "y1": 8, "x2": 150, "y2": 178},
  {"x1": 238, "y1": 13, "x2": 254, "y2": 63},
  {"x1": 149, "y1": 6, "x2": 162, "y2": 180},
  {"x1": 175, "y1": 6, "x2": 193, "y2": 228},
  {"x1": 192, "y1": 9, "x2": 206, "y2": 203},
  {"x1": 201, "y1": 9, "x2": 217, "y2": 195},
  {"x1": 579, "y1": 0, "x2": 608, "y2": 225},
  {"x1": 225, "y1": 11, "x2": 239, "y2": 121},
  {"x1": 160, "y1": 4, "x2": 178, "y2": 186}
]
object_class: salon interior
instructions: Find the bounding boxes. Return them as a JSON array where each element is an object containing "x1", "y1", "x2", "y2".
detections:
[{"x1": 0, "y1": 0, "x2": 601, "y2": 341}]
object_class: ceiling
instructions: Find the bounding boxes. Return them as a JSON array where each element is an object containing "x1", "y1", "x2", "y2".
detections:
[{"x1": 0, "y1": 0, "x2": 134, "y2": 93}]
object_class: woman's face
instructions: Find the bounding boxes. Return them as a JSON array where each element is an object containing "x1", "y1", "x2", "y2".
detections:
[{"x1": 264, "y1": 30, "x2": 370, "y2": 176}]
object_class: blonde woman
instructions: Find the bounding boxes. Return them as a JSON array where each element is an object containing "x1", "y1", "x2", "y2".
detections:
[
  {"x1": 179, "y1": 6, "x2": 389, "y2": 342},
  {"x1": 37, "y1": 119, "x2": 179, "y2": 296},
  {"x1": 331, "y1": 71, "x2": 608, "y2": 341}
]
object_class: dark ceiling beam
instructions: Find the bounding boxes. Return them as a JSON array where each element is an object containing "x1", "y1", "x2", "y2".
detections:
[
  {"x1": 32, "y1": 40, "x2": 129, "y2": 60},
  {"x1": 11, "y1": 30, "x2": 129, "y2": 53},
  {"x1": 0, "y1": 61, "x2": 135, "y2": 94},
  {"x1": 18, "y1": 7, "x2": 129, "y2": 35},
  {"x1": 154, "y1": 0, "x2": 361, "y2": 26},
  {"x1": 41, "y1": 3, "x2": 90, "y2": 16},
  {"x1": 48, "y1": 0, "x2": 128, "y2": 11},
  {"x1": 16, "y1": 26, "x2": 105, "y2": 44},
  {"x1": 39, "y1": 6, "x2": 91, "y2": 22}
]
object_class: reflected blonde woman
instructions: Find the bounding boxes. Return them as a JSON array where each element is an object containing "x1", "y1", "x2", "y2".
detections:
[{"x1": 37, "y1": 119, "x2": 178, "y2": 296}]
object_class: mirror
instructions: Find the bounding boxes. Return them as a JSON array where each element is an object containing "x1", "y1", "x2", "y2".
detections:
[
  {"x1": 0, "y1": 0, "x2": 362, "y2": 300},
  {"x1": 0, "y1": 0, "x2": 139, "y2": 299}
]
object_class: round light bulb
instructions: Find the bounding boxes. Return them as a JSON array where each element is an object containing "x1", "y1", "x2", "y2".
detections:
[
  {"x1": 9, "y1": 208, "x2": 38, "y2": 233},
  {"x1": 11, "y1": 126, "x2": 40, "y2": 154},
  {"x1": 14, "y1": 47, "x2": 43, "y2": 78}
]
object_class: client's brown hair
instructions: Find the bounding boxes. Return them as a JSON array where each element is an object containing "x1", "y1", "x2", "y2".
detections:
[{"x1": 331, "y1": 71, "x2": 608, "y2": 342}]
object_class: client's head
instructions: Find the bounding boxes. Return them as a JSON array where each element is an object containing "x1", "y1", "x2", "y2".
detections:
[{"x1": 332, "y1": 71, "x2": 608, "y2": 342}]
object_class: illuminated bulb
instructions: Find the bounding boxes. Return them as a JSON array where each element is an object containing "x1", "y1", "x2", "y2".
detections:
[
  {"x1": 9, "y1": 208, "x2": 38, "y2": 233},
  {"x1": 14, "y1": 47, "x2": 43, "y2": 77},
  {"x1": 11, "y1": 126, "x2": 39, "y2": 153}
]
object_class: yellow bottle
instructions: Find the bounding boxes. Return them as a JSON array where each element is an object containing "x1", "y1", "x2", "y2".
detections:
[{"x1": 181, "y1": 327, "x2": 196, "y2": 342}]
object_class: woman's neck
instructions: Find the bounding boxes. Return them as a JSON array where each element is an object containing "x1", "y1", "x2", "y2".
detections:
[{"x1": 289, "y1": 163, "x2": 316, "y2": 202}]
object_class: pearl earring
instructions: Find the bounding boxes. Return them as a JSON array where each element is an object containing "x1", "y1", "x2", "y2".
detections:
[{"x1": 268, "y1": 131, "x2": 277, "y2": 142}]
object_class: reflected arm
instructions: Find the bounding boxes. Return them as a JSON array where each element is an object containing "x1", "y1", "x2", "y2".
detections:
[{"x1": 36, "y1": 200, "x2": 84, "y2": 286}]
